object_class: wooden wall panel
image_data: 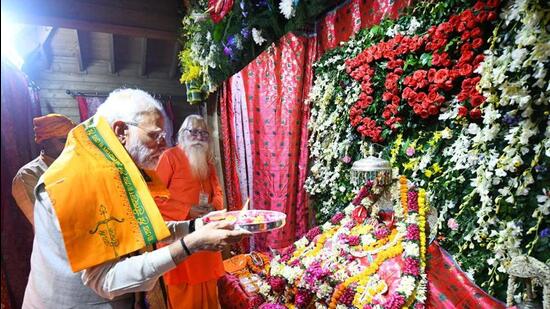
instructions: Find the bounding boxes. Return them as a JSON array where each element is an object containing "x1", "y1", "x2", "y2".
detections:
[{"x1": 35, "y1": 57, "x2": 188, "y2": 123}]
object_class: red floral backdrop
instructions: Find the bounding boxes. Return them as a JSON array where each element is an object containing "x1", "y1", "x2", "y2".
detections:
[{"x1": 1, "y1": 60, "x2": 42, "y2": 309}]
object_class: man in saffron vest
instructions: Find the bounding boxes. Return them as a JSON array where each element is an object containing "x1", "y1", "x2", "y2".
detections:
[
  {"x1": 22, "y1": 89, "x2": 249, "y2": 308},
  {"x1": 12, "y1": 113, "x2": 75, "y2": 226},
  {"x1": 155, "y1": 115, "x2": 225, "y2": 308}
]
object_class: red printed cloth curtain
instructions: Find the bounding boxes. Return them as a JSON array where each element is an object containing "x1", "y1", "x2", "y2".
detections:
[
  {"x1": 317, "y1": 0, "x2": 411, "y2": 57},
  {"x1": 219, "y1": 83, "x2": 244, "y2": 211},
  {"x1": 76, "y1": 95, "x2": 106, "y2": 121},
  {"x1": 240, "y1": 33, "x2": 316, "y2": 251},
  {"x1": 1, "y1": 59, "x2": 42, "y2": 309}
]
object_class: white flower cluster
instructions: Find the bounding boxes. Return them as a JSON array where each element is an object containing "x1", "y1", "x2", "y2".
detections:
[
  {"x1": 279, "y1": 0, "x2": 297, "y2": 19},
  {"x1": 385, "y1": 17, "x2": 422, "y2": 37},
  {"x1": 451, "y1": 0, "x2": 549, "y2": 280}
]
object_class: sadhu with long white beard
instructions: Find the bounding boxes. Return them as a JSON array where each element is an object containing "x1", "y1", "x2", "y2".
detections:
[{"x1": 155, "y1": 114, "x2": 225, "y2": 308}]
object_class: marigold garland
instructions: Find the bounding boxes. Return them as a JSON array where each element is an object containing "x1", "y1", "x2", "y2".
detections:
[
  {"x1": 418, "y1": 189, "x2": 427, "y2": 269},
  {"x1": 400, "y1": 175, "x2": 409, "y2": 217}
]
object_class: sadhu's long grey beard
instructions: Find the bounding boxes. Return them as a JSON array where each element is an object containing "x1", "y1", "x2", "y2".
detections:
[{"x1": 182, "y1": 142, "x2": 209, "y2": 180}]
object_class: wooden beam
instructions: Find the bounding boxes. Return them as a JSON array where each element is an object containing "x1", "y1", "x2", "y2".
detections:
[
  {"x1": 169, "y1": 42, "x2": 180, "y2": 79},
  {"x1": 3, "y1": 0, "x2": 179, "y2": 41},
  {"x1": 75, "y1": 30, "x2": 86, "y2": 72},
  {"x1": 107, "y1": 33, "x2": 116, "y2": 74},
  {"x1": 139, "y1": 38, "x2": 148, "y2": 77},
  {"x1": 38, "y1": 26, "x2": 57, "y2": 69}
]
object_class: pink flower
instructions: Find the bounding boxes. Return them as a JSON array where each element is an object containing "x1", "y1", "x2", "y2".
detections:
[
  {"x1": 268, "y1": 276, "x2": 286, "y2": 293},
  {"x1": 341, "y1": 155, "x2": 352, "y2": 164},
  {"x1": 345, "y1": 219, "x2": 357, "y2": 229},
  {"x1": 280, "y1": 254, "x2": 291, "y2": 263},
  {"x1": 331, "y1": 212, "x2": 345, "y2": 225},
  {"x1": 281, "y1": 245, "x2": 296, "y2": 256},
  {"x1": 260, "y1": 303, "x2": 286, "y2": 309},
  {"x1": 290, "y1": 259, "x2": 301, "y2": 267},
  {"x1": 339, "y1": 287, "x2": 356, "y2": 306},
  {"x1": 384, "y1": 294, "x2": 406, "y2": 309},
  {"x1": 404, "y1": 257, "x2": 420, "y2": 276},
  {"x1": 406, "y1": 225, "x2": 420, "y2": 240},
  {"x1": 347, "y1": 235, "x2": 361, "y2": 246},
  {"x1": 447, "y1": 218, "x2": 459, "y2": 231},
  {"x1": 408, "y1": 191, "x2": 419, "y2": 212},
  {"x1": 295, "y1": 289, "x2": 313, "y2": 308},
  {"x1": 374, "y1": 226, "x2": 390, "y2": 239},
  {"x1": 306, "y1": 227, "x2": 321, "y2": 242},
  {"x1": 406, "y1": 147, "x2": 416, "y2": 157}
]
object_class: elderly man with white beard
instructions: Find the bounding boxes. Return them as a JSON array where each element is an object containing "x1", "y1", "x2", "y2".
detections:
[
  {"x1": 155, "y1": 114, "x2": 226, "y2": 309},
  {"x1": 22, "y1": 89, "x2": 249, "y2": 308}
]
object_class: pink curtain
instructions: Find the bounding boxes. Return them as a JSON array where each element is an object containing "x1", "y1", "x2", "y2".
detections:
[
  {"x1": 219, "y1": 82, "x2": 244, "y2": 211},
  {"x1": 76, "y1": 95, "x2": 106, "y2": 121},
  {"x1": 238, "y1": 33, "x2": 316, "y2": 251},
  {"x1": 1, "y1": 59, "x2": 42, "y2": 308}
]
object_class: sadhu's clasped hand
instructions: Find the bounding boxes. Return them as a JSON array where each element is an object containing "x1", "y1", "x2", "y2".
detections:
[{"x1": 185, "y1": 220, "x2": 251, "y2": 253}]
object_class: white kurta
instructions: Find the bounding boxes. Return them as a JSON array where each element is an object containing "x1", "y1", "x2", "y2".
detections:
[{"x1": 23, "y1": 182, "x2": 190, "y2": 308}]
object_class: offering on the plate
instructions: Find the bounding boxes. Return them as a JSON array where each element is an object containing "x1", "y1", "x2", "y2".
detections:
[{"x1": 203, "y1": 210, "x2": 286, "y2": 233}]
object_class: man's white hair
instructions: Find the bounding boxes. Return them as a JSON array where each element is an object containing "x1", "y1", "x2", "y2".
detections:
[
  {"x1": 177, "y1": 114, "x2": 210, "y2": 145},
  {"x1": 96, "y1": 88, "x2": 164, "y2": 125}
]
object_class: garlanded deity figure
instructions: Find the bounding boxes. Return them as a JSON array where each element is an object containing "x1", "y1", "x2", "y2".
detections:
[{"x1": 255, "y1": 155, "x2": 507, "y2": 309}]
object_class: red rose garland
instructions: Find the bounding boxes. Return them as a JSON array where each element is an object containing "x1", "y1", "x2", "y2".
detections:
[{"x1": 345, "y1": 1, "x2": 499, "y2": 142}]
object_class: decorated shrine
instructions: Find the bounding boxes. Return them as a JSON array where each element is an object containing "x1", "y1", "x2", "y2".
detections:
[{"x1": 1, "y1": 0, "x2": 548, "y2": 308}]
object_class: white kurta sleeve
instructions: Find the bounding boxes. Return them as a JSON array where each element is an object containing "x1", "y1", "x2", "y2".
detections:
[{"x1": 81, "y1": 246, "x2": 177, "y2": 299}]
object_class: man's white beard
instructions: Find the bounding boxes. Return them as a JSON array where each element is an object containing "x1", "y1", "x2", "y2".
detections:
[
  {"x1": 127, "y1": 135, "x2": 160, "y2": 170},
  {"x1": 182, "y1": 141, "x2": 209, "y2": 180}
]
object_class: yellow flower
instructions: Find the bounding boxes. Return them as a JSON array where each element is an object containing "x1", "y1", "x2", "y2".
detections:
[
  {"x1": 403, "y1": 158, "x2": 418, "y2": 171},
  {"x1": 179, "y1": 49, "x2": 202, "y2": 82},
  {"x1": 391, "y1": 134, "x2": 403, "y2": 163},
  {"x1": 431, "y1": 163, "x2": 441, "y2": 174},
  {"x1": 424, "y1": 169, "x2": 433, "y2": 178},
  {"x1": 428, "y1": 131, "x2": 442, "y2": 146},
  {"x1": 352, "y1": 224, "x2": 372, "y2": 235}
]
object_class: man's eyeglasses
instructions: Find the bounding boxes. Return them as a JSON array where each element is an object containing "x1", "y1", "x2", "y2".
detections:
[
  {"x1": 185, "y1": 129, "x2": 210, "y2": 138},
  {"x1": 126, "y1": 122, "x2": 166, "y2": 143}
]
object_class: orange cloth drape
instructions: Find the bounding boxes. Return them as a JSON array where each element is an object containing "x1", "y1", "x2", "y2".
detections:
[
  {"x1": 155, "y1": 146, "x2": 225, "y2": 285},
  {"x1": 44, "y1": 116, "x2": 170, "y2": 272},
  {"x1": 166, "y1": 280, "x2": 219, "y2": 309}
]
